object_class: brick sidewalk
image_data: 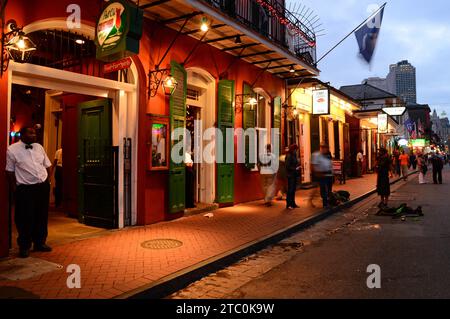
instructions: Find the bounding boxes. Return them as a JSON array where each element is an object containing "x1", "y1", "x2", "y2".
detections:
[{"x1": 0, "y1": 172, "x2": 410, "y2": 299}]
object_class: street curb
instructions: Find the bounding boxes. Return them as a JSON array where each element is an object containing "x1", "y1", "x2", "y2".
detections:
[{"x1": 119, "y1": 171, "x2": 418, "y2": 299}]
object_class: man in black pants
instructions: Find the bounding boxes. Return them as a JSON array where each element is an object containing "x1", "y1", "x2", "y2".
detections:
[{"x1": 6, "y1": 126, "x2": 53, "y2": 258}]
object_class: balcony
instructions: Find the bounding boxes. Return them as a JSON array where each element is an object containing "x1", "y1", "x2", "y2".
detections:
[
  {"x1": 201, "y1": 0, "x2": 316, "y2": 65},
  {"x1": 138, "y1": 0, "x2": 319, "y2": 78}
]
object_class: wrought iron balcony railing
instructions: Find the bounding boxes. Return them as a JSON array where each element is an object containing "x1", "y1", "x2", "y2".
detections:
[{"x1": 201, "y1": 0, "x2": 317, "y2": 66}]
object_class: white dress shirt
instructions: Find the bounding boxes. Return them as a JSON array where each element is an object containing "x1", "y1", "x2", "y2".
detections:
[{"x1": 6, "y1": 141, "x2": 52, "y2": 185}]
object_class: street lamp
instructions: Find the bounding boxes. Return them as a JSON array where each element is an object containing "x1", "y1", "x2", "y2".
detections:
[{"x1": 162, "y1": 74, "x2": 178, "y2": 96}]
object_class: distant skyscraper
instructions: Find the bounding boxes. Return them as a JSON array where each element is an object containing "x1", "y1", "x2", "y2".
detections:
[
  {"x1": 386, "y1": 60, "x2": 417, "y2": 104},
  {"x1": 362, "y1": 77, "x2": 389, "y2": 92}
]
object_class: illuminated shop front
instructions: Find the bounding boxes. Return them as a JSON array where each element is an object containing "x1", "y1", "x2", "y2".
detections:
[{"x1": 288, "y1": 79, "x2": 360, "y2": 183}]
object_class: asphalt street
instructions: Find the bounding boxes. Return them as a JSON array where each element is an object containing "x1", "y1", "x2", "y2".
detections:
[{"x1": 229, "y1": 167, "x2": 450, "y2": 299}]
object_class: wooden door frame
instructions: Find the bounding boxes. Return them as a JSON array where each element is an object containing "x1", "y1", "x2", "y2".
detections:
[{"x1": 6, "y1": 62, "x2": 138, "y2": 229}]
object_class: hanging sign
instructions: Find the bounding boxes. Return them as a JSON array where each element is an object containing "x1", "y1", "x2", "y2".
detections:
[
  {"x1": 312, "y1": 89, "x2": 330, "y2": 115},
  {"x1": 378, "y1": 113, "x2": 388, "y2": 133},
  {"x1": 382, "y1": 106, "x2": 406, "y2": 116},
  {"x1": 103, "y1": 57, "x2": 132, "y2": 73},
  {"x1": 95, "y1": 0, "x2": 143, "y2": 62}
]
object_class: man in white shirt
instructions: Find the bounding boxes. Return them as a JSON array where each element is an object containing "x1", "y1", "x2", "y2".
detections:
[
  {"x1": 311, "y1": 143, "x2": 333, "y2": 208},
  {"x1": 259, "y1": 144, "x2": 278, "y2": 206},
  {"x1": 5, "y1": 126, "x2": 53, "y2": 258}
]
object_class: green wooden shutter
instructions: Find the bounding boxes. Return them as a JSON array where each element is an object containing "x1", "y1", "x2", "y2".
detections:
[
  {"x1": 273, "y1": 96, "x2": 282, "y2": 154},
  {"x1": 242, "y1": 83, "x2": 256, "y2": 169},
  {"x1": 217, "y1": 80, "x2": 235, "y2": 204},
  {"x1": 169, "y1": 61, "x2": 187, "y2": 213}
]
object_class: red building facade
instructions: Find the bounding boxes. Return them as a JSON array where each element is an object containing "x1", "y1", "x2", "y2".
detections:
[{"x1": 0, "y1": 0, "x2": 318, "y2": 257}]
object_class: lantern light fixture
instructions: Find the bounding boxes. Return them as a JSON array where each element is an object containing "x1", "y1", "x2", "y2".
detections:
[
  {"x1": 200, "y1": 17, "x2": 209, "y2": 32},
  {"x1": 162, "y1": 74, "x2": 178, "y2": 96}
]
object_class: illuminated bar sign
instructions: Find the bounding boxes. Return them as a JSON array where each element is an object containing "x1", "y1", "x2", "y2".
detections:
[
  {"x1": 378, "y1": 113, "x2": 388, "y2": 133},
  {"x1": 411, "y1": 139, "x2": 426, "y2": 147},
  {"x1": 95, "y1": 0, "x2": 143, "y2": 62},
  {"x1": 312, "y1": 89, "x2": 330, "y2": 115}
]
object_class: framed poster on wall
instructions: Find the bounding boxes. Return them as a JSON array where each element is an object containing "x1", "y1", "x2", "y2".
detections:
[{"x1": 147, "y1": 116, "x2": 170, "y2": 171}]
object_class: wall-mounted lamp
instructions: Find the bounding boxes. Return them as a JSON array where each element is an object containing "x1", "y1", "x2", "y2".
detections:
[
  {"x1": 234, "y1": 93, "x2": 258, "y2": 113},
  {"x1": 162, "y1": 74, "x2": 178, "y2": 96},
  {"x1": 1, "y1": 19, "x2": 37, "y2": 77},
  {"x1": 148, "y1": 66, "x2": 178, "y2": 98}
]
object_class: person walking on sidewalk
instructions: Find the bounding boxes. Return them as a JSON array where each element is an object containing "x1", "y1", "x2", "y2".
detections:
[
  {"x1": 375, "y1": 148, "x2": 393, "y2": 208},
  {"x1": 259, "y1": 144, "x2": 277, "y2": 206},
  {"x1": 399, "y1": 149, "x2": 410, "y2": 181},
  {"x1": 285, "y1": 144, "x2": 300, "y2": 210},
  {"x1": 417, "y1": 153, "x2": 428, "y2": 184},
  {"x1": 5, "y1": 126, "x2": 53, "y2": 258},
  {"x1": 312, "y1": 143, "x2": 333, "y2": 208},
  {"x1": 431, "y1": 152, "x2": 444, "y2": 184}
]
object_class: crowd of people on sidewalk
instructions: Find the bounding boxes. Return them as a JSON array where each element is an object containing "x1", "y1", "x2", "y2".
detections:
[
  {"x1": 374, "y1": 146, "x2": 447, "y2": 208},
  {"x1": 258, "y1": 140, "x2": 448, "y2": 212}
]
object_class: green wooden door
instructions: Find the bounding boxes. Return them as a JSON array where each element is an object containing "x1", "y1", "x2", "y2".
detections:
[
  {"x1": 77, "y1": 98, "x2": 117, "y2": 228},
  {"x1": 217, "y1": 80, "x2": 235, "y2": 204},
  {"x1": 243, "y1": 83, "x2": 256, "y2": 169},
  {"x1": 169, "y1": 61, "x2": 187, "y2": 213}
]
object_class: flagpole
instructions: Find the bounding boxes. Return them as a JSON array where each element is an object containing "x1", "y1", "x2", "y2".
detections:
[{"x1": 315, "y1": 2, "x2": 387, "y2": 66}]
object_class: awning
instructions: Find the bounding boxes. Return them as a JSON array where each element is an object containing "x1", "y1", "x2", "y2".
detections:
[{"x1": 136, "y1": 0, "x2": 319, "y2": 78}]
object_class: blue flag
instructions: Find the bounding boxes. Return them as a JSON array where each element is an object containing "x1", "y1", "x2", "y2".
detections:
[{"x1": 354, "y1": 4, "x2": 385, "y2": 64}]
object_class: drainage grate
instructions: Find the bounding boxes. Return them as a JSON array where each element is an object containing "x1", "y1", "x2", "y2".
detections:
[{"x1": 141, "y1": 239, "x2": 183, "y2": 250}]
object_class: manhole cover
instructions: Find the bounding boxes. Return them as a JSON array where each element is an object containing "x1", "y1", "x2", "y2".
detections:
[{"x1": 141, "y1": 239, "x2": 183, "y2": 249}]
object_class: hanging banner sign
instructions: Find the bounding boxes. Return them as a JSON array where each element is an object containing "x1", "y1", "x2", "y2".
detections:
[
  {"x1": 382, "y1": 106, "x2": 406, "y2": 116},
  {"x1": 103, "y1": 57, "x2": 132, "y2": 73},
  {"x1": 95, "y1": 0, "x2": 143, "y2": 62},
  {"x1": 378, "y1": 113, "x2": 388, "y2": 133},
  {"x1": 312, "y1": 89, "x2": 330, "y2": 115}
]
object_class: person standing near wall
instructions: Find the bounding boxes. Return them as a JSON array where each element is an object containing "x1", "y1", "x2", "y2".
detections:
[
  {"x1": 276, "y1": 147, "x2": 289, "y2": 200},
  {"x1": 5, "y1": 126, "x2": 53, "y2": 258},
  {"x1": 285, "y1": 144, "x2": 300, "y2": 210},
  {"x1": 52, "y1": 148, "x2": 63, "y2": 209},
  {"x1": 259, "y1": 144, "x2": 277, "y2": 207},
  {"x1": 356, "y1": 149, "x2": 364, "y2": 177}
]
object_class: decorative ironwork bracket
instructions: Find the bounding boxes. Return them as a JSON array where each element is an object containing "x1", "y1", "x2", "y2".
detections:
[{"x1": 148, "y1": 67, "x2": 171, "y2": 98}]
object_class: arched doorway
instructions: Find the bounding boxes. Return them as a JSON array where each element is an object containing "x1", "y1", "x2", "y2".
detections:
[
  {"x1": 6, "y1": 19, "x2": 139, "y2": 249},
  {"x1": 186, "y1": 67, "x2": 216, "y2": 205}
]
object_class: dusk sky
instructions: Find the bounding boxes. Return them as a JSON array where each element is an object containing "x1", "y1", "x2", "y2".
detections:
[{"x1": 288, "y1": 0, "x2": 450, "y2": 116}]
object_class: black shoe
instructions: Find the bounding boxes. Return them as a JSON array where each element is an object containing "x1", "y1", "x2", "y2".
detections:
[
  {"x1": 292, "y1": 204, "x2": 299, "y2": 208},
  {"x1": 19, "y1": 249, "x2": 30, "y2": 258},
  {"x1": 33, "y1": 244, "x2": 52, "y2": 252}
]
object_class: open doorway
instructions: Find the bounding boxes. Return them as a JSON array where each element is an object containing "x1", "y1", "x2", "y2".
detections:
[
  {"x1": 8, "y1": 84, "x2": 116, "y2": 249},
  {"x1": 185, "y1": 68, "x2": 216, "y2": 212}
]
